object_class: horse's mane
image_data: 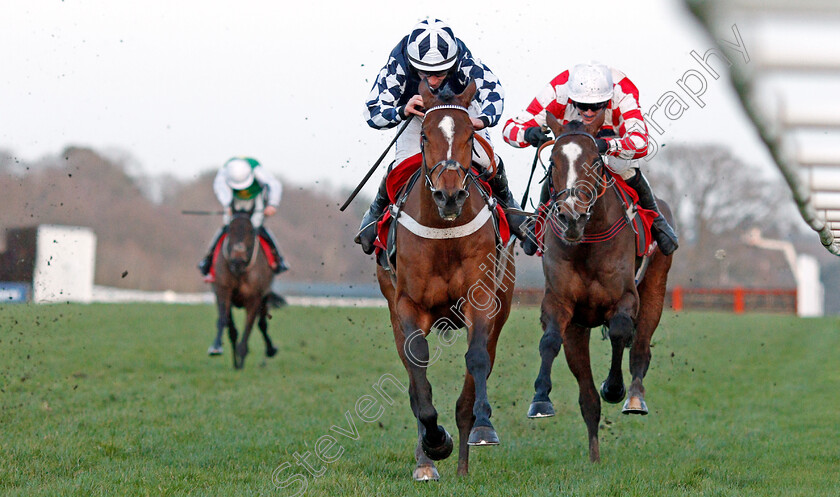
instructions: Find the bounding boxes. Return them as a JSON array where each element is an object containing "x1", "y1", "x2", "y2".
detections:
[{"x1": 566, "y1": 120, "x2": 585, "y2": 133}]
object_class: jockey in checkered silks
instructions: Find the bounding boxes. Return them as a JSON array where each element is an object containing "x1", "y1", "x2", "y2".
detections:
[
  {"x1": 354, "y1": 18, "x2": 529, "y2": 254},
  {"x1": 198, "y1": 157, "x2": 289, "y2": 277},
  {"x1": 503, "y1": 62, "x2": 679, "y2": 256}
]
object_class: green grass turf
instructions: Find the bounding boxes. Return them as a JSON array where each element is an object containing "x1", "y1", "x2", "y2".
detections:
[{"x1": 0, "y1": 304, "x2": 838, "y2": 496}]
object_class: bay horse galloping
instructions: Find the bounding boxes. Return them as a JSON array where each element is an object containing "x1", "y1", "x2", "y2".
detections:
[
  {"x1": 377, "y1": 80, "x2": 515, "y2": 480},
  {"x1": 527, "y1": 114, "x2": 674, "y2": 462},
  {"x1": 212, "y1": 212, "x2": 278, "y2": 370}
]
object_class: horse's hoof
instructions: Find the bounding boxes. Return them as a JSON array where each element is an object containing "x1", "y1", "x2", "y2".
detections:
[
  {"x1": 266, "y1": 346, "x2": 278, "y2": 358},
  {"x1": 421, "y1": 426, "x2": 453, "y2": 461},
  {"x1": 207, "y1": 346, "x2": 223, "y2": 356},
  {"x1": 412, "y1": 465, "x2": 440, "y2": 482},
  {"x1": 468, "y1": 425, "x2": 499, "y2": 446},
  {"x1": 233, "y1": 355, "x2": 245, "y2": 370},
  {"x1": 600, "y1": 380, "x2": 626, "y2": 404},
  {"x1": 622, "y1": 396, "x2": 648, "y2": 415},
  {"x1": 527, "y1": 401, "x2": 555, "y2": 418}
]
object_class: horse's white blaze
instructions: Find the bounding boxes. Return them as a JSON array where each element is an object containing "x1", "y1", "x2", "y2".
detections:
[
  {"x1": 562, "y1": 142, "x2": 582, "y2": 208},
  {"x1": 438, "y1": 116, "x2": 455, "y2": 160}
]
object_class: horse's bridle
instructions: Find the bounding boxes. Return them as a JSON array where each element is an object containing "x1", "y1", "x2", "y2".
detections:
[
  {"x1": 547, "y1": 130, "x2": 608, "y2": 214},
  {"x1": 222, "y1": 212, "x2": 261, "y2": 271},
  {"x1": 420, "y1": 104, "x2": 476, "y2": 196}
]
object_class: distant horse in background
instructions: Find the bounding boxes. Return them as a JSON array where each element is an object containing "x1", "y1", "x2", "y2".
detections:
[
  {"x1": 211, "y1": 212, "x2": 278, "y2": 370},
  {"x1": 527, "y1": 114, "x2": 674, "y2": 462},
  {"x1": 377, "y1": 79, "x2": 516, "y2": 481}
]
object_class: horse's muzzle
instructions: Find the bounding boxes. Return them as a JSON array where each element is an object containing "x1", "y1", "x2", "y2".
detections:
[
  {"x1": 433, "y1": 188, "x2": 469, "y2": 221},
  {"x1": 551, "y1": 204, "x2": 590, "y2": 243}
]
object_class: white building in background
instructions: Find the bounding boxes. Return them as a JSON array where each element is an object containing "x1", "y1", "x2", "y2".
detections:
[
  {"x1": 31, "y1": 225, "x2": 97, "y2": 303},
  {"x1": 0, "y1": 225, "x2": 97, "y2": 304}
]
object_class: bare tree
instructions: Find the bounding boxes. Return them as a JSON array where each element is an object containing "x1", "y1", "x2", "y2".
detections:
[{"x1": 643, "y1": 144, "x2": 801, "y2": 287}]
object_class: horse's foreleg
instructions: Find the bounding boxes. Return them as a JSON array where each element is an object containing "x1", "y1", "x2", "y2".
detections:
[
  {"x1": 234, "y1": 299, "x2": 261, "y2": 370},
  {"x1": 394, "y1": 301, "x2": 452, "y2": 466},
  {"x1": 258, "y1": 298, "x2": 277, "y2": 358},
  {"x1": 529, "y1": 300, "x2": 569, "y2": 418},
  {"x1": 601, "y1": 293, "x2": 637, "y2": 405},
  {"x1": 464, "y1": 318, "x2": 499, "y2": 447},
  {"x1": 563, "y1": 324, "x2": 601, "y2": 463},
  {"x1": 210, "y1": 296, "x2": 229, "y2": 356}
]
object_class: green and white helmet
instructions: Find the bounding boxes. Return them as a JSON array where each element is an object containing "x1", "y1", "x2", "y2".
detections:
[{"x1": 224, "y1": 157, "x2": 259, "y2": 190}]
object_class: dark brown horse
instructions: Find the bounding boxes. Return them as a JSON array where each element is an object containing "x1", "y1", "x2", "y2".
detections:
[
  {"x1": 211, "y1": 212, "x2": 278, "y2": 370},
  {"x1": 526, "y1": 114, "x2": 674, "y2": 462},
  {"x1": 377, "y1": 80, "x2": 516, "y2": 480}
]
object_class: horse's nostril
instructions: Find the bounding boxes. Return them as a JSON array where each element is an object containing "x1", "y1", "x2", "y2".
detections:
[
  {"x1": 455, "y1": 189, "x2": 468, "y2": 204},
  {"x1": 432, "y1": 190, "x2": 446, "y2": 205}
]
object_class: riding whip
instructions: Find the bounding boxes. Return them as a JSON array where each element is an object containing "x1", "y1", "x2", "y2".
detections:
[
  {"x1": 339, "y1": 115, "x2": 414, "y2": 212},
  {"x1": 181, "y1": 210, "x2": 225, "y2": 215},
  {"x1": 520, "y1": 145, "x2": 541, "y2": 209}
]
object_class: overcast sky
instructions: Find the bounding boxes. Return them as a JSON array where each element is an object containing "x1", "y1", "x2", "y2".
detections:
[{"x1": 2, "y1": 0, "x2": 780, "y2": 203}]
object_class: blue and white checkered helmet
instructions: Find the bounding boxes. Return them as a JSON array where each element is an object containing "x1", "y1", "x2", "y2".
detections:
[{"x1": 406, "y1": 19, "x2": 458, "y2": 73}]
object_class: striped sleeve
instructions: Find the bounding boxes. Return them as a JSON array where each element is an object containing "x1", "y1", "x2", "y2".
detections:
[
  {"x1": 363, "y1": 45, "x2": 409, "y2": 130},
  {"x1": 503, "y1": 71, "x2": 570, "y2": 148},
  {"x1": 455, "y1": 42, "x2": 504, "y2": 128},
  {"x1": 605, "y1": 72, "x2": 649, "y2": 160}
]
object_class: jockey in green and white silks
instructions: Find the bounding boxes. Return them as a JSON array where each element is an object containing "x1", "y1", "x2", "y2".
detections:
[{"x1": 198, "y1": 157, "x2": 289, "y2": 277}]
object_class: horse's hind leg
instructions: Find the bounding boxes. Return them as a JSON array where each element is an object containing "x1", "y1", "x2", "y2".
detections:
[
  {"x1": 563, "y1": 324, "x2": 601, "y2": 463},
  {"x1": 601, "y1": 294, "x2": 637, "y2": 404},
  {"x1": 258, "y1": 298, "x2": 278, "y2": 358},
  {"x1": 455, "y1": 372, "x2": 476, "y2": 476},
  {"x1": 528, "y1": 298, "x2": 569, "y2": 418},
  {"x1": 625, "y1": 253, "x2": 672, "y2": 415}
]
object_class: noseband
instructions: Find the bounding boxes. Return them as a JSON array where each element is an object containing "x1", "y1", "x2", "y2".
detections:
[{"x1": 421, "y1": 104, "x2": 475, "y2": 195}]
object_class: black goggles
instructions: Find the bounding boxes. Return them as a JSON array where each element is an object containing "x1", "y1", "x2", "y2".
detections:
[{"x1": 573, "y1": 100, "x2": 609, "y2": 112}]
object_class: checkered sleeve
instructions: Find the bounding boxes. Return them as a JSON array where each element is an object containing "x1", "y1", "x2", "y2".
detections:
[
  {"x1": 604, "y1": 73, "x2": 649, "y2": 160},
  {"x1": 455, "y1": 42, "x2": 504, "y2": 128},
  {"x1": 364, "y1": 44, "x2": 409, "y2": 130},
  {"x1": 503, "y1": 71, "x2": 571, "y2": 148}
]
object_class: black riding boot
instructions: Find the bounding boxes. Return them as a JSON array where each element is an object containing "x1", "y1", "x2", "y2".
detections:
[
  {"x1": 354, "y1": 175, "x2": 390, "y2": 255},
  {"x1": 521, "y1": 181, "x2": 550, "y2": 256},
  {"x1": 259, "y1": 226, "x2": 289, "y2": 274},
  {"x1": 198, "y1": 226, "x2": 227, "y2": 275},
  {"x1": 625, "y1": 169, "x2": 679, "y2": 256},
  {"x1": 487, "y1": 158, "x2": 530, "y2": 244}
]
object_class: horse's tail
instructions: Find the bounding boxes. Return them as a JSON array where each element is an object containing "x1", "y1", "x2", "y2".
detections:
[{"x1": 266, "y1": 292, "x2": 287, "y2": 309}]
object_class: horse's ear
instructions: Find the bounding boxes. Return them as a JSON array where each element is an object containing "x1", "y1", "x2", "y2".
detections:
[
  {"x1": 545, "y1": 111, "x2": 563, "y2": 137},
  {"x1": 419, "y1": 78, "x2": 434, "y2": 108},
  {"x1": 458, "y1": 79, "x2": 477, "y2": 107}
]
